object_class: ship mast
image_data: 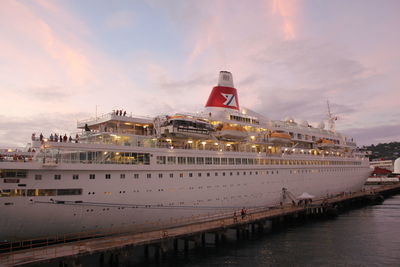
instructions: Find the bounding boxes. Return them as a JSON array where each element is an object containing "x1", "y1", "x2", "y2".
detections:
[{"x1": 326, "y1": 100, "x2": 337, "y2": 133}]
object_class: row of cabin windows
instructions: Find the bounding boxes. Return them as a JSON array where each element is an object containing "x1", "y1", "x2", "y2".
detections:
[
  {"x1": 36, "y1": 166, "x2": 363, "y2": 181},
  {"x1": 156, "y1": 156, "x2": 362, "y2": 166},
  {"x1": 33, "y1": 173, "x2": 125, "y2": 180},
  {"x1": 230, "y1": 115, "x2": 259, "y2": 124},
  {"x1": 0, "y1": 188, "x2": 82, "y2": 197}
]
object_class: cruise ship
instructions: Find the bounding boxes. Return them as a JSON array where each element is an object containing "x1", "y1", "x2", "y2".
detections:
[{"x1": 0, "y1": 71, "x2": 370, "y2": 242}]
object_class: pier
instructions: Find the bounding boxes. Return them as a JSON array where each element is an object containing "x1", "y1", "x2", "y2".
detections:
[{"x1": 1, "y1": 183, "x2": 400, "y2": 267}]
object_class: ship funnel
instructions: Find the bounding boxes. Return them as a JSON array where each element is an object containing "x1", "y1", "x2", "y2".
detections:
[{"x1": 205, "y1": 71, "x2": 239, "y2": 110}]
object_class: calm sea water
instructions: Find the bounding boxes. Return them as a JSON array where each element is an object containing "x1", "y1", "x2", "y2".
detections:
[
  {"x1": 144, "y1": 195, "x2": 400, "y2": 267},
  {"x1": 44, "y1": 194, "x2": 400, "y2": 267}
]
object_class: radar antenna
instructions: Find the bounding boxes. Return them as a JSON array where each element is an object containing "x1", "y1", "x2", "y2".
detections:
[{"x1": 326, "y1": 100, "x2": 338, "y2": 133}]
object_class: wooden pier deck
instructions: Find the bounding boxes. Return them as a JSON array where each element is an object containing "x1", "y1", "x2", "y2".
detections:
[{"x1": 1, "y1": 183, "x2": 399, "y2": 267}]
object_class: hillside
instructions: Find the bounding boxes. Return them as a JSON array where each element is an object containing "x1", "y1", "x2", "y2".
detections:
[{"x1": 364, "y1": 142, "x2": 400, "y2": 160}]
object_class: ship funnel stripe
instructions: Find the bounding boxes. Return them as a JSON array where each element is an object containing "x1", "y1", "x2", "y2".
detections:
[
  {"x1": 205, "y1": 71, "x2": 239, "y2": 110},
  {"x1": 205, "y1": 86, "x2": 239, "y2": 110}
]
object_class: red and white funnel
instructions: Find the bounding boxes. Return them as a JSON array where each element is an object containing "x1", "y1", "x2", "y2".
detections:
[{"x1": 205, "y1": 71, "x2": 239, "y2": 111}]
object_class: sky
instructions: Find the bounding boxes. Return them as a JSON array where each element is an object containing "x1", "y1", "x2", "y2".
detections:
[{"x1": 1, "y1": 0, "x2": 399, "y2": 147}]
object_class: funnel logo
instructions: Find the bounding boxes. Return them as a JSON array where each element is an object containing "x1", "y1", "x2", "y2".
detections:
[{"x1": 221, "y1": 93, "x2": 237, "y2": 108}]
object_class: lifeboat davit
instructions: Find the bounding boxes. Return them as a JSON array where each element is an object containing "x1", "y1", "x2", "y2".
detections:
[
  {"x1": 215, "y1": 124, "x2": 248, "y2": 140},
  {"x1": 269, "y1": 131, "x2": 292, "y2": 144}
]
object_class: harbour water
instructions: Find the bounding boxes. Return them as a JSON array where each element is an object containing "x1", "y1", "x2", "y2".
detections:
[{"x1": 143, "y1": 195, "x2": 400, "y2": 267}]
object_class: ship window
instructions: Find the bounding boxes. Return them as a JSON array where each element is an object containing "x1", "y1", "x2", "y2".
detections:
[
  {"x1": 157, "y1": 156, "x2": 166, "y2": 164},
  {"x1": 237, "y1": 172, "x2": 240, "y2": 175},
  {"x1": 57, "y1": 189, "x2": 82, "y2": 196},
  {"x1": 35, "y1": 174, "x2": 42, "y2": 180},
  {"x1": 0, "y1": 189, "x2": 25, "y2": 197},
  {"x1": 158, "y1": 173, "x2": 163, "y2": 178},
  {"x1": 222, "y1": 172, "x2": 225, "y2": 176},
  {"x1": 178, "y1": 157, "x2": 186, "y2": 164},
  {"x1": 242, "y1": 158, "x2": 248, "y2": 164},
  {"x1": 0, "y1": 170, "x2": 26, "y2": 178},
  {"x1": 213, "y1": 158, "x2": 220, "y2": 165},
  {"x1": 187, "y1": 157, "x2": 195, "y2": 164},
  {"x1": 89, "y1": 174, "x2": 96, "y2": 179},
  {"x1": 207, "y1": 173, "x2": 210, "y2": 177},
  {"x1": 198, "y1": 173, "x2": 202, "y2": 177},
  {"x1": 255, "y1": 171, "x2": 258, "y2": 175},
  {"x1": 221, "y1": 158, "x2": 227, "y2": 165},
  {"x1": 134, "y1": 174, "x2": 139, "y2": 179},
  {"x1": 179, "y1": 173, "x2": 183, "y2": 178},
  {"x1": 196, "y1": 157, "x2": 204, "y2": 165},
  {"x1": 189, "y1": 173, "x2": 193, "y2": 177},
  {"x1": 167, "y1": 156, "x2": 176, "y2": 164},
  {"x1": 230, "y1": 172, "x2": 233, "y2": 176},
  {"x1": 205, "y1": 157, "x2": 212, "y2": 164},
  {"x1": 215, "y1": 172, "x2": 218, "y2": 176},
  {"x1": 235, "y1": 158, "x2": 241, "y2": 165},
  {"x1": 248, "y1": 159, "x2": 254, "y2": 165},
  {"x1": 105, "y1": 174, "x2": 111, "y2": 179},
  {"x1": 169, "y1": 173, "x2": 173, "y2": 178},
  {"x1": 147, "y1": 173, "x2": 151, "y2": 178},
  {"x1": 72, "y1": 174, "x2": 79, "y2": 180},
  {"x1": 229, "y1": 158, "x2": 235, "y2": 165},
  {"x1": 54, "y1": 174, "x2": 61, "y2": 180},
  {"x1": 120, "y1": 174, "x2": 125, "y2": 179}
]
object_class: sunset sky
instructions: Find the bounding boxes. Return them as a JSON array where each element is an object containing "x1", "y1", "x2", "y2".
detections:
[{"x1": 1, "y1": 0, "x2": 399, "y2": 147}]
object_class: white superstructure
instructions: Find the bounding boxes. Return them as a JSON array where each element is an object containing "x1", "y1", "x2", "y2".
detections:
[{"x1": 0, "y1": 71, "x2": 370, "y2": 242}]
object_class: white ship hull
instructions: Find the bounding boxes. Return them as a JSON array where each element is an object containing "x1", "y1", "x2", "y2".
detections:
[{"x1": 0, "y1": 148, "x2": 370, "y2": 242}]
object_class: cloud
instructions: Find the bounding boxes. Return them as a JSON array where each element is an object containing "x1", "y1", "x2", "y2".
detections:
[
  {"x1": 25, "y1": 86, "x2": 71, "y2": 102},
  {"x1": 105, "y1": 10, "x2": 135, "y2": 30},
  {"x1": 0, "y1": 112, "x2": 89, "y2": 148},
  {"x1": 345, "y1": 124, "x2": 400, "y2": 146}
]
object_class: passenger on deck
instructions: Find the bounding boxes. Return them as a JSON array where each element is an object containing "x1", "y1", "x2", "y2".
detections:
[
  {"x1": 31, "y1": 133, "x2": 36, "y2": 141},
  {"x1": 69, "y1": 136, "x2": 72, "y2": 142},
  {"x1": 50, "y1": 134, "x2": 54, "y2": 142},
  {"x1": 75, "y1": 134, "x2": 79, "y2": 143},
  {"x1": 123, "y1": 111, "x2": 126, "y2": 116},
  {"x1": 39, "y1": 133, "x2": 43, "y2": 141},
  {"x1": 63, "y1": 134, "x2": 67, "y2": 142},
  {"x1": 54, "y1": 134, "x2": 58, "y2": 142}
]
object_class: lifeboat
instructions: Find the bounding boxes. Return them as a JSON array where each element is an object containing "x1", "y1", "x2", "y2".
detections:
[
  {"x1": 316, "y1": 138, "x2": 335, "y2": 148},
  {"x1": 269, "y1": 131, "x2": 292, "y2": 144},
  {"x1": 215, "y1": 124, "x2": 248, "y2": 140},
  {"x1": 160, "y1": 116, "x2": 214, "y2": 139}
]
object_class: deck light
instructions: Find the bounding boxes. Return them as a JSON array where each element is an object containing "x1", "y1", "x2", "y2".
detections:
[
  {"x1": 201, "y1": 141, "x2": 206, "y2": 145},
  {"x1": 268, "y1": 146, "x2": 272, "y2": 149},
  {"x1": 187, "y1": 140, "x2": 193, "y2": 144}
]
